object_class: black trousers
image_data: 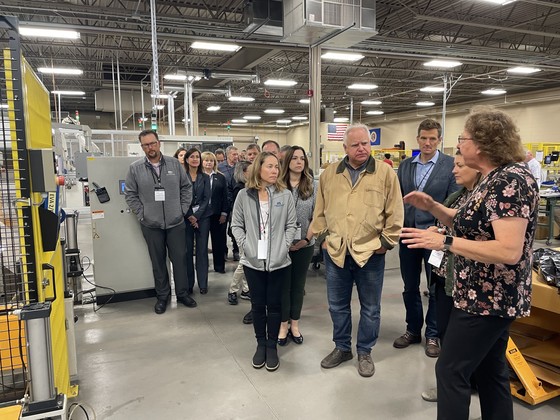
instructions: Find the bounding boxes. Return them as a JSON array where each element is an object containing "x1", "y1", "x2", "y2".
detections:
[
  {"x1": 436, "y1": 308, "x2": 514, "y2": 420},
  {"x1": 243, "y1": 265, "x2": 289, "y2": 348},
  {"x1": 209, "y1": 214, "x2": 227, "y2": 272},
  {"x1": 140, "y1": 223, "x2": 189, "y2": 300},
  {"x1": 433, "y1": 273, "x2": 453, "y2": 344},
  {"x1": 186, "y1": 217, "x2": 210, "y2": 290}
]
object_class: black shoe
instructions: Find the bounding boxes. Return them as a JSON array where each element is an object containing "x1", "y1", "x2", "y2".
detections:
[
  {"x1": 240, "y1": 290, "x2": 251, "y2": 300},
  {"x1": 200, "y1": 288, "x2": 208, "y2": 295},
  {"x1": 233, "y1": 252, "x2": 240, "y2": 261},
  {"x1": 277, "y1": 332, "x2": 289, "y2": 346},
  {"x1": 227, "y1": 292, "x2": 238, "y2": 305},
  {"x1": 178, "y1": 295, "x2": 197, "y2": 308},
  {"x1": 290, "y1": 330, "x2": 303, "y2": 345},
  {"x1": 265, "y1": 347, "x2": 279, "y2": 371},
  {"x1": 320, "y1": 348, "x2": 353, "y2": 369},
  {"x1": 242, "y1": 311, "x2": 253, "y2": 324},
  {"x1": 154, "y1": 299, "x2": 167, "y2": 314},
  {"x1": 187, "y1": 288, "x2": 194, "y2": 295},
  {"x1": 215, "y1": 269, "x2": 226, "y2": 274},
  {"x1": 252, "y1": 345, "x2": 266, "y2": 369}
]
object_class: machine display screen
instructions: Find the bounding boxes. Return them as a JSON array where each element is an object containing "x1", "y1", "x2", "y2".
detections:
[{"x1": 119, "y1": 180, "x2": 126, "y2": 195}]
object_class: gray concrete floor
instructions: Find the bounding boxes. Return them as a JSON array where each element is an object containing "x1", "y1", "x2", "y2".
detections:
[{"x1": 64, "y1": 186, "x2": 560, "y2": 420}]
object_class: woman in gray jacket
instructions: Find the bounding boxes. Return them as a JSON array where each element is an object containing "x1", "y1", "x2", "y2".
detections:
[{"x1": 231, "y1": 152, "x2": 297, "y2": 372}]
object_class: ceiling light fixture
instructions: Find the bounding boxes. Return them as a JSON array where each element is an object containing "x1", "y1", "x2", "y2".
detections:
[
  {"x1": 155, "y1": 104, "x2": 165, "y2": 110},
  {"x1": 366, "y1": 110, "x2": 384, "y2": 115},
  {"x1": 348, "y1": 83, "x2": 378, "y2": 90},
  {"x1": 207, "y1": 106, "x2": 221, "y2": 111},
  {"x1": 164, "y1": 74, "x2": 187, "y2": 81},
  {"x1": 231, "y1": 119, "x2": 248, "y2": 123},
  {"x1": 228, "y1": 96, "x2": 254, "y2": 102},
  {"x1": 423, "y1": 60, "x2": 462, "y2": 68},
  {"x1": 299, "y1": 98, "x2": 310, "y2": 104},
  {"x1": 243, "y1": 115, "x2": 261, "y2": 120},
  {"x1": 191, "y1": 41, "x2": 241, "y2": 52},
  {"x1": 507, "y1": 66, "x2": 541, "y2": 74},
  {"x1": 19, "y1": 27, "x2": 80, "y2": 39},
  {"x1": 277, "y1": 119, "x2": 291, "y2": 124},
  {"x1": 321, "y1": 52, "x2": 364, "y2": 62},
  {"x1": 264, "y1": 109, "x2": 285, "y2": 114},
  {"x1": 264, "y1": 79, "x2": 297, "y2": 87},
  {"x1": 480, "y1": 0, "x2": 516, "y2": 5},
  {"x1": 361, "y1": 100, "x2": 382, "y2": 105},
  {"x1": 334, "y1": 117, "x2": 349, "y2": 122},
  {"x1": 38, "y1": 67, "x2": 83, "y2": 75},
  {"x1": 420, "y1": 86, "x2": 445, "y2": 93},
  {"x1": 0, "y1": 104, "x2": 8, "y2": 109},
  {"x1": 481, "y1": 88, "x2": 507, "y2": 95},
  {"x1": 51, "y1": 90, "x2": 85, "y2": 95},
  {"x1": 292, "y1": 116, "x2": 308, "y2": 120},
  {"x1": 416, "y1": 101, "x2": 435, "y2": 106}
]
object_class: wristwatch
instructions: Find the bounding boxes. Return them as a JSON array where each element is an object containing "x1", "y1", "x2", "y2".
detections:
[{"x1": 443, "y1": 235, "x2": 454, "y2": 251}]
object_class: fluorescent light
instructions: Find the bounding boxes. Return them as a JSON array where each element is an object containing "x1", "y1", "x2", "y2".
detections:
[
  {"x1": 276, "y1": 119, "x2": 291, "y2": 124},
  {"x1": 416, "y1": 101, "x2": 435, "y2": 106},
  {"x1": 228, "y1": 96, "x2": 254, "y2": 102},
  {"x1": 0, "y1": 104, "x2": 8, "y2": 109},
  {"x1": 264, "y1": 79, "x2": 297, "y2": 87},
  {"x1": 420, "y1": 86, "x2": 445, "y2": 93},
  {"x1": 423, "y1": 60, "x2": 462, "y2": 68},
  {"x1": 51, "y1": 90, "x2": 85, "y2": 95},
  {"x1": 481, "y1": 88, "x2": 507, "y2": 95},
  {"x1": 361, "y1": 100, "x2": 382, "y2": 105},
  {"x1": 155, "y1": 104, "x2": 165, "y2": 110},
  {"x1": 264, "y1": 109, "x2": 285, "y2": 114},
  {"x1": 19, "y1": 27, "x2": 80, "y2": 39},
  {"x1": 38, "y1": 67, "x2": 83, "y2": 75},
  {"x1": 231, "y1": 119, "x2": 248, "y2": 123},
  {"x1": 480, "y1": 0, "x2": 516, "y2": 4},
  {"x1": 292, "y1": 116, "x2": 307, "y2": 120},
  {"x1": 334, "y1": 117, "x2": 349, "y2": 122},
  {"x1": 207, "y1": 106, "x2": 221, "y2": 111},
  {"x1": 191, "y1": 41, "x2": 241, "y2": 52},
  {"x1": 366, "y1": 110, "x2": 384, "y2": 115},
  {"x1": 321, "y1": 52, "x2": 364, "y2": 62},
  {"x1": 299, "y1": 98, "x2": 310, "y2": 104},
  {"x1": 243, "y1": 115, "x2": 261, "y2": 120},
  {"x1": 507, "y1": 66, "x2": 541, "y2": 74},
  {"x1": 151, "y1": 94, "x2": 175, "y2": 99},
  {"x1": 164, "y1": 74, "x2": 187, "y2": 81},
  {"x1": 348, "y1": 83, "x2": 378, "y2": 90}
]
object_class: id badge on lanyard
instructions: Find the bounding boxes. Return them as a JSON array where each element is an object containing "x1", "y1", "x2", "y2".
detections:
[{"x1": 154, "y1": 186, "x2": 165, "y2": 201}]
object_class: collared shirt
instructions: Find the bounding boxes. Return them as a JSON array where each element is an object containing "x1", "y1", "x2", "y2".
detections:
[
  {"x1": 412, "y1": 150, "x2": 440, "y2": 191},
  {"x1": 344, "y1": 157, "x2": 369, "y2": 186}
]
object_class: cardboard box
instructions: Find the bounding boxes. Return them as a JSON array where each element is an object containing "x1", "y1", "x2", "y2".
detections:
[{"x1": 536, "y1": 215, "x2": 560, "y2": 240}]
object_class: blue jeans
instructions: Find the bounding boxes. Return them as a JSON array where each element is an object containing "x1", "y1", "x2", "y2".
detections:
[
  {"x1": 399, "y1": 242, "x2": 438, "y2": 338},
  {"x1": 323, "y1": 251, "x2": 385, "y2": 355}
]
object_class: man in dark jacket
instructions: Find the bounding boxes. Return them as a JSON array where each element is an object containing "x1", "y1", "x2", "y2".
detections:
[
  {"x1": 125, "y1": 130, "x2": 197, "y2": 314},
  {"x1": 395, "y1": 119, "x2": 458, "y2": 357}
]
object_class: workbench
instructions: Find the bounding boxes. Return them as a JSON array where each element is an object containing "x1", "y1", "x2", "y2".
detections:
[
  {"x1": 507, "y1": 270, "x2": 560, "y2": 405},
  {"x1": 538, "y1": 192, "x2": 560, "y2": 245}
]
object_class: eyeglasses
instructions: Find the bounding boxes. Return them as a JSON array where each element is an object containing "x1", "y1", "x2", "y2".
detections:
[
  {"x1": 457, "y1": 136, "x2": 474, "y2": 144},
  {"x1": 141, "y1": 141, "x2": 158, "y2": 149}
]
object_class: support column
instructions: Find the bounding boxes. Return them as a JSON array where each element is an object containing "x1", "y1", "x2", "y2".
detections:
[{"x1": 309, "y1": 45, "x2": 321, "y2": 172}]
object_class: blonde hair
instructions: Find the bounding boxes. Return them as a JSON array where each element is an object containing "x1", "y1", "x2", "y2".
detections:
[
  {"x1": 246, "y1": 152, "x2": 286, "y2": 191},
  {"x1": 201, "y1": 151, "x2": 218, "y2": 172}
]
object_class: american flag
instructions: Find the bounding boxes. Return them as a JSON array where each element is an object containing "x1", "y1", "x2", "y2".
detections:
[{"x1": 327, "y1": 124, "x2": 347, "y2": 141}]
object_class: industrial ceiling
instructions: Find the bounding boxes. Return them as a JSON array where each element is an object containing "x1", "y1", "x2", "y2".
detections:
[{"x1": 1, "y1": 0, "x2": 560, "y2": 128}]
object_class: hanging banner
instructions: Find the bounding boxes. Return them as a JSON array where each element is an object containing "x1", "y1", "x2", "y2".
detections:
[{"x1": 369, "y1": 128, "x2": 381, "y2": 146}]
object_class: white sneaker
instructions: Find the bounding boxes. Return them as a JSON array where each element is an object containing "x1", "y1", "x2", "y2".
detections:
[{"x1": 421, "y1": 387, "x2": 437, "y2": 402}]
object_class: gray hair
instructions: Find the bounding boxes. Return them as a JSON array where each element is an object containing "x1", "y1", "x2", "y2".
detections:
[
  {"x1": 343, "y1": 123, "x2": 370, "y2": 144},
  {"x1": 225, "y1": 145, "x2": 238, "y2": 156},
  {"x1": 233, "y1": 160, "x2": 251, "y2": 183}
]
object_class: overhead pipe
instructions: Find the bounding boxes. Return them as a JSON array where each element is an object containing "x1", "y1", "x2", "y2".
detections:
[
  {"x1": 111, "y1": 57, "x2": 117, "y2": 129},
  {"x1": 116, "y1": 55, "x2": 123, "y2": 130}
]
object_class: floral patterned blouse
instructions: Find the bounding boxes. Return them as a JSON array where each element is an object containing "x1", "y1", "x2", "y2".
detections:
[{"x1": 452, "y1": 162, "x2": 539, "y2": 318}]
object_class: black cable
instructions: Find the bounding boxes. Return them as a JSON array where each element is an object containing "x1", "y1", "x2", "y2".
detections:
[
  {"x1": 81, "y1": 255, "x2": 91, "y2": 272},
  {"x1": 68, "y1": 402, "x2": 91, "y2": 420},
  {"x1": 81, "y1": 273, "x2": 116, "y2": 312}
]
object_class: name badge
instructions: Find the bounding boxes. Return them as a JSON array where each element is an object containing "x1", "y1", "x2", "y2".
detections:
[
  {"x1": 257, "y1": 239, "x2": 268, "y2": 259},
  {"x1": 294, "y1": 223, "x2": 302, "y2": 240},
  {"x1": 428, "y1": 250, "x2": 444, "y2": 268},
  {"x1": 154, "y1": 187, "x2": 165, "y2": 202}
]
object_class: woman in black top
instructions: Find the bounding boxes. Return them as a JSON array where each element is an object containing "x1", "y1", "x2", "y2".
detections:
[{"x1": 183, "y1": 148, "x2": 211, "y2": 294}]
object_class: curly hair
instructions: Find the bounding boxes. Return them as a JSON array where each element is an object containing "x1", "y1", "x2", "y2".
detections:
[
  {"x1": 464, "y1": 106, "x2": 524, "y2": 167},
  {"x1": 246, "y1": 152, "x2": 286, "y2": 191}
]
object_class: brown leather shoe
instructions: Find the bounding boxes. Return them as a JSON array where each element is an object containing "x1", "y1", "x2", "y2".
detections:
[
  {"x1": 425, "y1": 338, "x2": 441, "y2": 358},
  {"x1": 393, "y1": 331, "x2": 421, "y2": 348}
]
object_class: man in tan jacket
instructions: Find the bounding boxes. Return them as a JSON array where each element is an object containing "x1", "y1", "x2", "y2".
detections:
[{"x1": 312, "y1": 123, "x2": 403, "y2": 377}]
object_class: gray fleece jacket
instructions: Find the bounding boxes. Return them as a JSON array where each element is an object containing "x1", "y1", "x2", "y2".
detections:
[
  {"x1": 125, "y1": 155, "x2": 192, "y2": 229},
  {"x1": 231, "y1": 185, "x2": 297, "y2": 272}
]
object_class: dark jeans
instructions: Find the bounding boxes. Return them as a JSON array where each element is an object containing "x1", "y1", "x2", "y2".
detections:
[
  {"x1": 209, "y1": 214, "x2": 227, "y2": 271},
  {"x1": 227, "y1": 215, "x2": 239, "y2": 255},
  {"x1": 186, "y1": 217, "x2": 210, "y2": 290},
  {"x1": 436, "y1": 308, "x2": 513, "y2": 420},
  {"x1": 324, "y1": 251, "x2": 385, "y2": 355},
  {"x1": 244, "y1": 265, "x2": 289, "y2": 348},
  {"x1": 282, "y1": 245, "x2": 314, "y2": 321},
  {"x1": 434, "y1": 273, "x2": 453, "y2": 345},
  {"x1": 140, "y1": 223, "x2": 189, "y2": 300},
  {"x1": 399, "y1": 242, "x2": 438, "y2": 338}
]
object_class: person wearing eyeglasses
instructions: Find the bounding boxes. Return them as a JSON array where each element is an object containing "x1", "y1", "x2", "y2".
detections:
[
  {"x1": 401, "y1": 106, "x2": 538, "y2": 420},
  {"x1": 125, "y1": 130, "x2": 197, "y2": 314},
  {"x1": 394, "y1": 119, "x2": 458, "y2": 358}
]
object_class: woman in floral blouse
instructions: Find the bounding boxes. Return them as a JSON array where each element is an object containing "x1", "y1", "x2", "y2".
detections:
[{"x1": 400, "y1": 106, "x2": 539, "y2": 420}]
